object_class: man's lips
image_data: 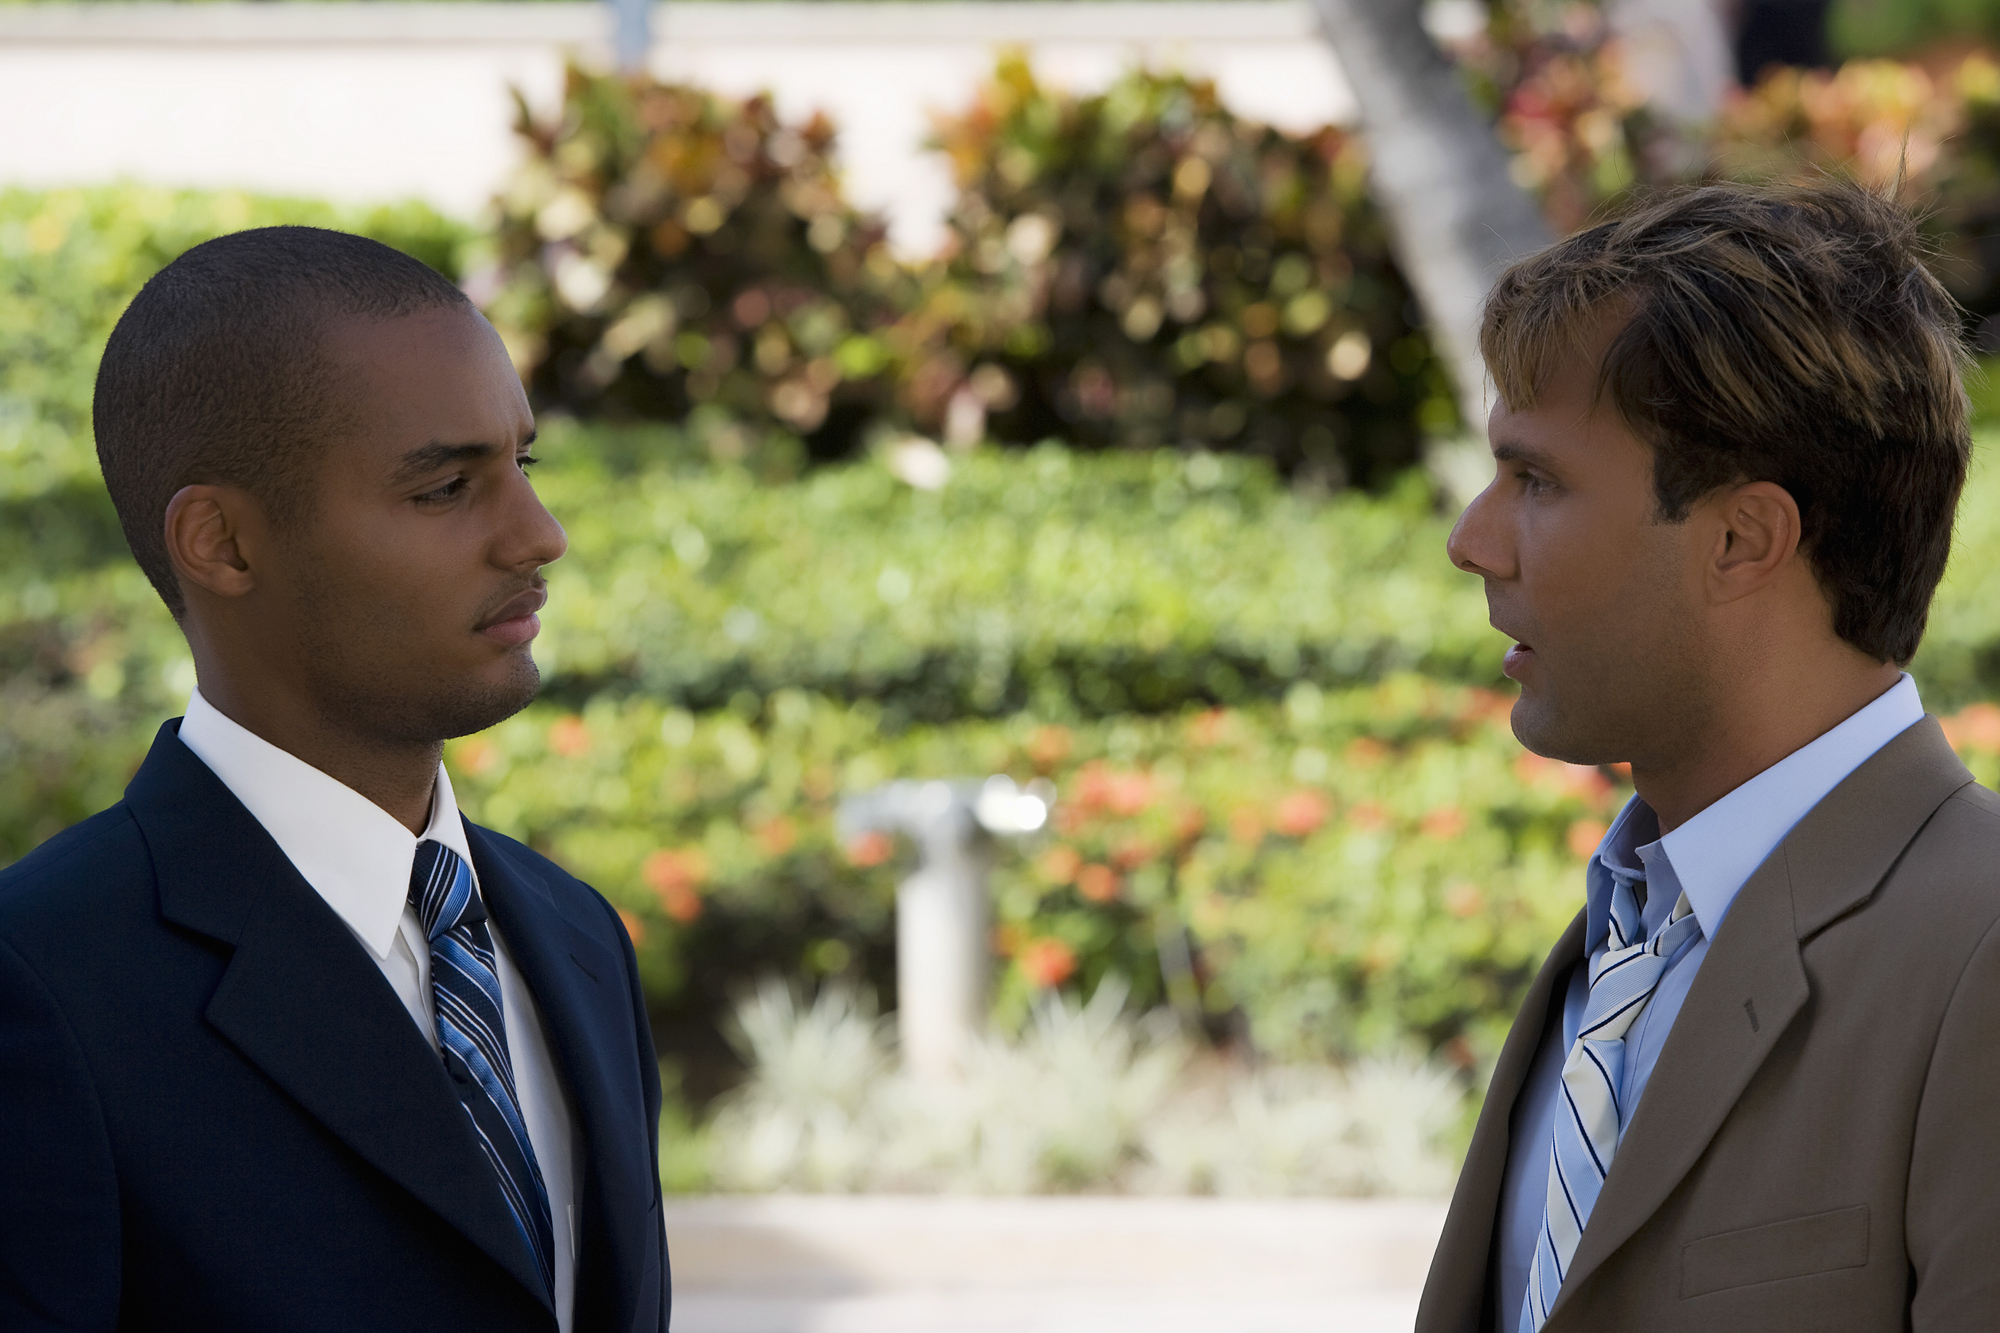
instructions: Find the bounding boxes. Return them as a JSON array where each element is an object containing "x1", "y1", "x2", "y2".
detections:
[
  {"x1": 1502, "y1": 641, "x2": 1534, "y2": 679},
  {"x1": 476, "y1": 586, "x2": 547, "y2": 647}
]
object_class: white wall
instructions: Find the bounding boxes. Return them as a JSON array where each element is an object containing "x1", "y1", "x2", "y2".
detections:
[{"x1": 0, "y1": 2, "x2": 1354, "y2": 255}]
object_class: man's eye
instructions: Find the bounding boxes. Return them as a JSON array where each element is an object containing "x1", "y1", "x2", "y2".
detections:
[
  {"x1": 415, "y1": 477, "x2": 468, "y2": 504},
  {"x1": 518, "y1": 454, "x2": 542, "y2": 473}
]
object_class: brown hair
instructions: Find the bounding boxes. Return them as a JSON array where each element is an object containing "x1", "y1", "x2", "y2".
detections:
[
  {"x1": 94, "y1": 227, "x2": 468, "y2": 620},
  {"x1": 1481, "y1": 178, "x2": 1970, "y2": 665}
]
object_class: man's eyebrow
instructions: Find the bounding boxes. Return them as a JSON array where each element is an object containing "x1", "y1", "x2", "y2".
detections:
[
  {"x1": 1490, "y1": 441, "x2": 1557, "y2": 469},
  {"x1": 389, "y1": 432, "x2": 536, "y2": 485},
  {"x1": 391, "y1": 441, "x2": 492, "y2": 485}
]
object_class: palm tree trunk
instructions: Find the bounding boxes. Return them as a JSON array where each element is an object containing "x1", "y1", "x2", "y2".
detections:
[{"x1": 1310, "y1": 0, "x2": 1553, "y2": 432}]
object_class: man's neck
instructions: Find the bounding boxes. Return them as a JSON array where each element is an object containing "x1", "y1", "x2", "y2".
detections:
[
  {"x1": 1633, "y1": 661, "x2": 1904, "y2": 834},
  {"x1": 194, "y1": 678, "x2": 443, "y2": 835}
]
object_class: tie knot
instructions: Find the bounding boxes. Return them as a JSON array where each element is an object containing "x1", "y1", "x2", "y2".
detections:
[{"x1": 408, "y1": 840, "x2": 485, "y2": 940}]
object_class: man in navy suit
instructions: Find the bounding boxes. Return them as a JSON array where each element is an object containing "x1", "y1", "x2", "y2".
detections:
[{"x1": 0, "y1": 228, "x2": 669, "y2": 1331}]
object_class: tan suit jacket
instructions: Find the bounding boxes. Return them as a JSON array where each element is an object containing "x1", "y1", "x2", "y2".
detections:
[{"x1": 1418, "y1": 717, "x2": 2000, "y2": 1332}]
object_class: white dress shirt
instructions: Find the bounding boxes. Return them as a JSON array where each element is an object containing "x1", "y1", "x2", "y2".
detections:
[
  {"x1": 179, "y1": 688, "x2": 579, "y2": 1329},
  {"x1": 1494, "y1": 672, "x2": 1927, "y2": 1323}
]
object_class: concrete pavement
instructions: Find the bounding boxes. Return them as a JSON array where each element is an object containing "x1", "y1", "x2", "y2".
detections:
[{"x1": 665, "y1": 1194, "x2": 1446, "y2": 1332}]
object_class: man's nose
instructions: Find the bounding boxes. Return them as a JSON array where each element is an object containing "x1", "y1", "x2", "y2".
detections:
[
  {"x1": 505, "y1": 483, "x2": 569, "y2": 571},
  {"x1": 1446, "y1": 483, "x2": 1512, "y2": 580}
]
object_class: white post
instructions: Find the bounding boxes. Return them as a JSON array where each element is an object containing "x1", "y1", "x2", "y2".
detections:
[
  {"x1": 896, "y1": 803, "x2": 993, "y2": 1078},
  {"x1": 839, "y1": 776, "x2": 1050, "y2": 1080}
]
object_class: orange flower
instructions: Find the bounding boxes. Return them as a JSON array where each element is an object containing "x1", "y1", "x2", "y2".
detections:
[
  {"x1": 656, "y1": 883, "x2": 701, "y2": 924},
  {"x1": 1037, "y1": 844, "x2": 1083, "y2": 884},
  {"x1": 1273, "y1": 790, "x2": 1331, "y2": 838},
  {"x1": 1110, "y1": 837, "x2": 1157, "y2": 870},
  {"x1": 643, "y1": 848, "x2": 710, "y2": 923},
  {"x1": 1018, "y1": 937, "x2": 1077, "y2": 988},
  {"x1": 1077, "y1": 863, "x2": 1122, "y2": 902},
  {"x1": 548, "y1": 715, "x2": 591, "y2": 758},
  {"x1": 1420, "y1": 806, "x2": 1468, "y2": 840},
  {"x1": 1347, "y1": 800, "x2": 1389, "y2": 832},
  {"x1": 452, "y1": 737, "x2": 500, "y2": 777},
  {"x1": 754, "y1": 815, "x2": 798, "y2": 857},
  {"x1": 1443, "y1": 882, "x2": 1485, "y2": 919},
  {"x1": 616, "y1": 908, "x2": 647, "y2": 946},
  {"x1": 1074, "y1": 761, "x2": 1115, "y2": 813},
  {"x1": 1344, "y1": 737, "x2": 1389, "y2": 767},
  {"x1": 1026, "y1": 724, "x2": 1074, "y2": 768},
  {"x1": 1567, "y1": 819, "x2": 1608, "y2": 860},
  {"x1": 1107, "y1": 771, "x2": 1154, "y2": 817},
  {"x1": 1189, "y1": 708, "x2": 1231, "y2": 746},
  {"x1": 1516, "y1": 752, "x2": 1614, "y2": 808},
  {"x1": 1951, "y1": 703, "x2": 2000, "y2": 754},
  {"x1": 844, "y1": 831, "x2": 895, "y2": 867},
  {"x1": 1074, "y1": 762, "x2": 1153, "y2": 816}
]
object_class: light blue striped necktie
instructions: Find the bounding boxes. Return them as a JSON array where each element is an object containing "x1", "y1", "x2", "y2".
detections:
[
  {"x1": 409, "y1": 839, "x2": 555, "y2": 1296},
  {"x1": 1521, "y1": 873, "x2": 1701, "y2": 1330}
]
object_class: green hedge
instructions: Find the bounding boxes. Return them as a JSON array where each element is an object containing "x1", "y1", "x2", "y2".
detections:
[{"x1": 532, "y1": 420, "x2": 1497, "y2": 719}]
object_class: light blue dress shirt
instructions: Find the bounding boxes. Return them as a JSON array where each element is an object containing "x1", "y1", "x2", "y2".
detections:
[{"x1": 1492, "y1": 673, "x2": 1926, "y2": 1326}]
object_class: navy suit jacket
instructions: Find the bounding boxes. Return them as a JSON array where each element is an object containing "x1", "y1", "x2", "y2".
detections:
[{"x1": 0, "y1": 722, "x2": 670, "y2": 1331}]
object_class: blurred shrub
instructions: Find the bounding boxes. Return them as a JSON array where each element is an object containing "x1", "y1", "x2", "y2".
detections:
[
  {"x1": 1712, "y1": 53, "x2": 2000, "y2": 335},
  {"x1": 532, "y1": 422, "x2": 1498, "y2": 721},
  {"x1": 903, "y1": 56, "x2": 1455, "y2": 486},
  {"x1": 1829, "y1": 0, "x2": 2000, "y2": 58},
  {"x1": 701, "y1": 977, "x2": 1464, "y2": 1195},
  {"x1": 488, "y1": 59, "x2": 1453, "y2": 487},
  {"x1": 1450, "y1": 17, "x2": 2000, "y2": 340},
  {"x1": 443, "y1": 671, "x2": 1607, "y2": 1071},
  {"x1": 485, "y1": 68, "x2": 909, "y2": 469},
  {"x1": 1444, "y1": 2, "x2": 1659, "y2": 236}
]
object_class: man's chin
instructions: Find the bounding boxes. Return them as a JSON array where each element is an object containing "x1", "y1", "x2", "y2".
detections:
[
  {"x1": 425, "y1": 659, "x2": 543, "y2": 742},
  {"x1": 1509, "y1": 693, "x2": 1621, "y2": 767}
]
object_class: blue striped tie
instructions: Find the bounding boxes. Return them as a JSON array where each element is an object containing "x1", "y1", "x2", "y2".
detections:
[
  {"x1": 409, "y1": 839, "x2": 554, "y2": 1296},
  {"x1": 1520, "y1": 874, "x2": 1702, "y2": 1330}
]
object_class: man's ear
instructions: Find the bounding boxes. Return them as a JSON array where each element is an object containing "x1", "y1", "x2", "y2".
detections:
[
  {"x1": 1705, "y1": 480, "x2": 1802, "y2": 605},
  {"x1": 163, "y1": 484, "x2": 259, "y2": 602}
]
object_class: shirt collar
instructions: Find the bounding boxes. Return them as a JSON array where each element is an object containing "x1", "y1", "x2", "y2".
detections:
[
  {"x1": 177, "y1": 687, "x2": 471, "y2": 960},
  {"x1": 1584, "y1": 673, "x2": 1925, "y2": 946}
]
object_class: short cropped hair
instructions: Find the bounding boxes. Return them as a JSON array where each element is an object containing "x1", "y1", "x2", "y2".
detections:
[
  {"x1": 1482, "y1": 178, "x2": 1970, "y2": 665},
  {"x1": 94, "y1": 226, "x2": 469, "y2": 619}
]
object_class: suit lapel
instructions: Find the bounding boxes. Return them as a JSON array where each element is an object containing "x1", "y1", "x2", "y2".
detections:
[
  {"x1": 1417, "y1": 910, "x2": 1586, "y2": 1333},
  {"x1": 1552, "y1": 718, "x2": 1973, "y2": 1316},
  {"x1": 470, "y1": 824, "x2": 655, "y2": 1333},
  {"x1": 128, "y1": 725, "x2": 556, "y2": 1314}
]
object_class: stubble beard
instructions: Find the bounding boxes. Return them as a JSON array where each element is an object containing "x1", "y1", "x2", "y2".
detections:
[
  {"x1": 291, "y1": 569, "x2": 546, "y2": 750},
  {"x1": 1509, "y1": 616, "x2": 1715, "y2": 770}
]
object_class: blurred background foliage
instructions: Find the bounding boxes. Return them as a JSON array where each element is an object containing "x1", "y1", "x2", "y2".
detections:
[
  {"x1": 906, "y1": 56, "x2": 1452, "y2": 486},
  {"x1": 20, "y1": 7, "x2": 2000, "y2": 1162},
  {"x1": 487, "y1": 58, "x2": 1452, "y2": 485}
]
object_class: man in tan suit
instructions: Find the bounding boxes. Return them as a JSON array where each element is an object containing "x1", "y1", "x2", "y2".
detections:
[{"x1": 1423, "y1": 178, "x2": 2000, "y2": 1331}]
